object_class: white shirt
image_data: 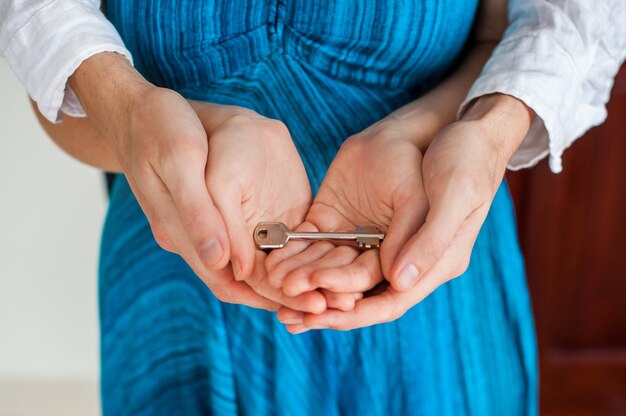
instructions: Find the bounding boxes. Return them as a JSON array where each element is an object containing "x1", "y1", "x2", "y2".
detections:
[
  {"x1": 0, "y1": 0, "x2": 132, "y2": 122},
  {"x1": 460, "y1": 0, "x2": 626, "y2": 173},
  {"x1": 1, "y1": 0, "x2": 625, "y2": 173}
]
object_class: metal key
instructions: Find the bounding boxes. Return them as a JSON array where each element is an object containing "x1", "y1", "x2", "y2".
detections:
[{"x1": 254, "y1": 222, "x2": 385, "y2": 249}]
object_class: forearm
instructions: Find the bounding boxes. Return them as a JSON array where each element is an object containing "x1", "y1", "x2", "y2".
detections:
[
  {"x1": 31, "y1": 99, "x2": 122, "y2": 172},
  {"x1": 32, "y1": 51, "x2": 153, "y2": 172},
  {"x1": 68, "y1": 52, "x2": 152, "y2": 155},
  {"x1": 388, "y1": 42, "x2": 499, "y2": 151},
  {"x1": 386, "y1": 0, "x2": 508, "y2": 150},
  {"x1": 461, "y1": 93, "x2": 535, "y2": 172}
]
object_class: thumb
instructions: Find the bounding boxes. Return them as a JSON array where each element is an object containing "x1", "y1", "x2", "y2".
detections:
[
  {"x1": 160, "y1": 157, "x2": 231, "y2": 270},
  {"x1": 210, "y1": 186, "x2": 256, "y2": 281},
  {"x1": 389, "y1": 185, "x2": 473, "y2": 291},
  {"x1": 379, "y1": 195, "x2": 428, "y2": 279}
]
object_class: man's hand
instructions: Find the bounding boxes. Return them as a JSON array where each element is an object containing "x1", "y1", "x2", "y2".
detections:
[
  {"x1": 67, "y1": 52, "x2": 280, "y2": 310},
  {"x1": 277, "y1": 94, "x2": 534, "y2": 331},
  {"x1": 265, "y1": 116, "x2": 431, "y2": 332}
]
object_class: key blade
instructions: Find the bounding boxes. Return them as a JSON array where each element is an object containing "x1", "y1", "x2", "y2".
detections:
[
  {"x1": 355, "y1": 225, "x2": 385, "y2": 249},
  {"x1": 254, "y1": 222, "x2": 290, "y2": 249}
]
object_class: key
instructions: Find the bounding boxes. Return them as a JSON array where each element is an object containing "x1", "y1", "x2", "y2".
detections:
[{"x1": 254, "y1": 222, "x2": 385, "y2": 249}]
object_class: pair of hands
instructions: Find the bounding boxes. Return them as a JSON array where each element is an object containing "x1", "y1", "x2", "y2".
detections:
[
  {"x1": 110, "y1": 85, "x2": 526, "y2": 332},
  {"x1": 62, "y1": 44, "x2": 529, "y2": 331},
  {"x1": 267, "y1": 106, "x2": 513, "y2": 332}
]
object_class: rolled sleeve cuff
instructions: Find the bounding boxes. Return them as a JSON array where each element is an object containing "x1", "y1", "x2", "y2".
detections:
[
  {"x1": 458, "y1": 35, "x2": 584, "y2": 174},
  {"x1": 3, "y1": 0, "x2": 132, "y2": 123}
]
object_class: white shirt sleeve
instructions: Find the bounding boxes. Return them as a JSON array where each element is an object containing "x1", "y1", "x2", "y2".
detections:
[
  {"x1": 0, "y1": 0, "x2": 132, "y2": 123},
  {"x1": 459, "y1": 0, "x2": 626, "y2": 173}
]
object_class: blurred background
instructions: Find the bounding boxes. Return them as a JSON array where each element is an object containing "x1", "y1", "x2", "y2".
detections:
[
  {"x1": 0, "y1": 58, "x2": 625, "y2": 416},
  {"x1": 506, "y1": 63, "x2": 626, "y2": 415},
  {"x1": 0, "y1": 60, "x2": 103, "y2": 415}
]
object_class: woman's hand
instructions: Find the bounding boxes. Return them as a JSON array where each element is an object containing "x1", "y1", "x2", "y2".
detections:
[
  {"x1": 279, "y1": 94, "x2": 534, "y2": 331},
  {"x1": 265, "y1": 115, "x2": 432, "y2": 331},
  {"x1": 263, "y1": 24, "x2": 509, "y2": 327},
  {"x1": 388, "y1": 94, "x2": 535, "y2": 290}
]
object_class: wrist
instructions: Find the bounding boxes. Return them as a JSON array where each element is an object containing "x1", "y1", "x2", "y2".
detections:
[
  {"x1": 68, "y1": 52, "x2": 153, "y2": 149},
  {"x1": 461, "y1": 93, "x2": 535, "y2": 164},
  {"x1": 376, "y1": 103, "x2": 448, "y2": 153}
]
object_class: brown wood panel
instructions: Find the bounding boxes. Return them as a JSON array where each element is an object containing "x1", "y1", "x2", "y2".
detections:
[{"x1": 507, "y1": 65, "x2": 626, "y2": 414}]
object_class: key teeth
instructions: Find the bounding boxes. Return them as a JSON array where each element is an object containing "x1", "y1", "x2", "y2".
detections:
[
  {"x1": 356, "y1": 226, "x2": 383, "y2": 250},
  {"x1": 357, "y1": 239, "x2": 381, "y2": 249}
]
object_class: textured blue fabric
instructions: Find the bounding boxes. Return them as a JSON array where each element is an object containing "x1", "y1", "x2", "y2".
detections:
[{"x1": 100, "y1": 1, "x2": 538, "y2": 414}]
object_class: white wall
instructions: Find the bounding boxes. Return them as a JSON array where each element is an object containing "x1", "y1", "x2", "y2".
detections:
[{"x1": 0, "y1": 60, "x2": 103, "y2": 415}]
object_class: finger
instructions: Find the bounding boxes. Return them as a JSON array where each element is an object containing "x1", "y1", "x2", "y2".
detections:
[
  {"x1": 209, "y1": 185, "x2": 256, "y2": 281},
  {"x1": 157, "y1": 154, "x2": 230, "y2": 270},
  {"x1": 206, "y1": 264, "x2": 281, "y2": 311},
  {"x1": 286, "y1": 323, "x2": 310, "y2": 334},
  {"x1": 138, "y1": 177, "x2": 278, "y2": 310},
  {"x1": 265, "y1": 222, "x2": 319, "y2": 274},
  {"x1": 124, "y1": 175, "x2": 178, "y2": 253},
  {"x1": 282, "y1": 245, "x2": 359, "y2": 297},
  {"x1": 310, "y1": 249, "x2": 383, "y2": 293},
  {"x1": 379, "y1": 195, "x2": 428, "y2": 279},
  {"x1": 267, "y1": 239, "x2": 335, "y2": 289},
  {"x1": 302, "y1": 288, "x2": 403, "y2": 330},
  {"x1": 277, "y1": 307, "x2": 304, "y2": 324},
  {"x1": 277, "y1": 308, "x2": 320, "y2": 333},
  {"x1": 301, "y1": 279, "x2": 438, "y2": 330},
  {"x1": 302, "y1": 233, "x2": 478, "y2": 331},
  {"x1": 389, "y1": 184, "x2": 480, "y2": 292},
  {"x1": 245, "y1": 251, "x2": 327, "y2": 314},
  {"x1": 321, "y1": 290, "x2": 362, "y2": 312}
]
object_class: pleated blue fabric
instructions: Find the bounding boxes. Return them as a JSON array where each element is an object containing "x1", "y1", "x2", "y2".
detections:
[{"x1": 100, "y1": 1, "x2": 538, "y2": 414}]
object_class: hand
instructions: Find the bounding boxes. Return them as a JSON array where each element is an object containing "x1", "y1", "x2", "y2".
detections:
[
  {"x1": 265, "y1": 116, "x2": 431, "y2": 332},
  {"x1": 280, "y1": 94, "x2": 533, "y2": 331},
  {"x1": 193, "y1": 101, "x2": 342, "y2": 313},
  {"x1": 68, "y1": 53, "x2": 277, "y2": 310}
]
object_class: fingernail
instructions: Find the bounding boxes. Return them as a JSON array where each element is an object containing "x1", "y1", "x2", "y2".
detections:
[
  {"x1": 397, "y1": 263, "x2": 419, "y2": 290},
  {"x1": 200, "y1": 239, "x2": 223, "y2": 267},
  {"x1": 291, "y1": 327, "x2": 310, "y2": 335},
  {"x1": 232, "y1": 259, "x2": 242, "y2": 280},
  {"x1": 353, "y1": 293, "x2": 363, "y2": 300}
]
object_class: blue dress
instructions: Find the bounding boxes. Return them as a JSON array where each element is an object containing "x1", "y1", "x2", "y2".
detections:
[{"x1": 101, "y1": 1, "x2": 538, "y2": 414}]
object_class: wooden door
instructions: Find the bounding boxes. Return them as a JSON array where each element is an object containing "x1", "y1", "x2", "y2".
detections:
[{"x1": 507, "y1": 65, "x2": 626, "y2": 415}]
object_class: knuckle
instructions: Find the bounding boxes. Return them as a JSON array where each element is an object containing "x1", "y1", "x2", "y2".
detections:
[
  {"x1": 223, "y1": 112, "x2": 258, "y2": 129},
  {"x1": 210, "y1": 285, "x2": 234, "y2": 303},
  {"x1": 349, "y1": 265, "x2": 369, "y2": 288},
  {"x1": 332, "y1": 322, "x2": 351, "y2": 331},
  {"x1": 383, "y1": 307, "x2": 396, "y2": 323},
  {"x1": 421, "y1": 235, "x2": 447, "y2": 263},
  {"x1": 314, "y1": 241, "x2": 336, "y2": 252},
  {"x1": 261, "y1": 118, "x2": 290, "y2": 139},
  {"x1": 369, "y1": 128, "x2": 396, "y2": 144},
  {"x1": 152, "y1": 226, "x2": 174, "y2": 252},
  {"x1": 341, "y1": 134, "x2": 366, "y2": 152},
  {"x1": 385, "y1": 302, "x2": 406, "y2": 323},
  {"x1": 451, "y1": 256, "x2": 471, "y2": 278},
  {"x1": 455, "y1": 174, "x2": 482, "y2": 201},
  {"x1": 159, "y1": 138, "x2": 206, "y2": 174},
  {"x1": 244, "y1": 270, "x2": 262, "y2": 289},
  {"x1": 182, "y1": 205, "x2": 214, "y2": 241},
  {"x1": 206, "y1": 174, "x2": 238, "y2": 201},
  {"x1": 388, "y1": 306, "x2": 407, "y2": 323},
  {"x1": 129, "y1": 159, "x2": 155, "y2": 183},
  {"x1": 335, "y1": 245, "x2": 358, "y2": 257}
]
